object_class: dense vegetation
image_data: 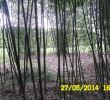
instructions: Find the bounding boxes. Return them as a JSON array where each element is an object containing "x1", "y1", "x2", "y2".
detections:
[{"x1": 0, "y1": 0, "x2": 110, "y2": 100}]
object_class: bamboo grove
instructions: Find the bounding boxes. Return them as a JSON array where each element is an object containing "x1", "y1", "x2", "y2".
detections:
[{"x1": 0, "y1": 0, "x2": 110, "y2": 100}]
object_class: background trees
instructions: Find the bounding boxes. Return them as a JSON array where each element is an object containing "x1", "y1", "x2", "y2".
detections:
[{"x1": 0, "y1": 0, "x2": 110, "y2": 100}]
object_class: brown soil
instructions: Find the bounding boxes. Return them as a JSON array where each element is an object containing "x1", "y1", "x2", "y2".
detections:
[{"x1": 0, "y1": 53, "x2": 107, "y2": 100}]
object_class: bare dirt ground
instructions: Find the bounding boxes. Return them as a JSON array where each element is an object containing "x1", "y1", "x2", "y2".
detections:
[{"x1": 0, "y1": 53, "x2": 108, "y2": 100}]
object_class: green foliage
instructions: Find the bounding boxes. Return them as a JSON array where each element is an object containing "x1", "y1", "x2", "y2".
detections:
[
  {"x1": 0, "y1": 0, "x2": 3, "y2": 9},
  {"x1": 0, "y1": 48, "x2": 9, "y2": 63},
  {"x1": 49, "y1": 0, "x2": 88, "y2": 6},
  {"x1": 0, "y1": 31, "x2": 2, "y2": 46}
]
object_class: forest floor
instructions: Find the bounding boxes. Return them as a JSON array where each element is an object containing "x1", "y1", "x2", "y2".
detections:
[{"x1": 0, "y1": 53, "x2": 108, "y2": 100}]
